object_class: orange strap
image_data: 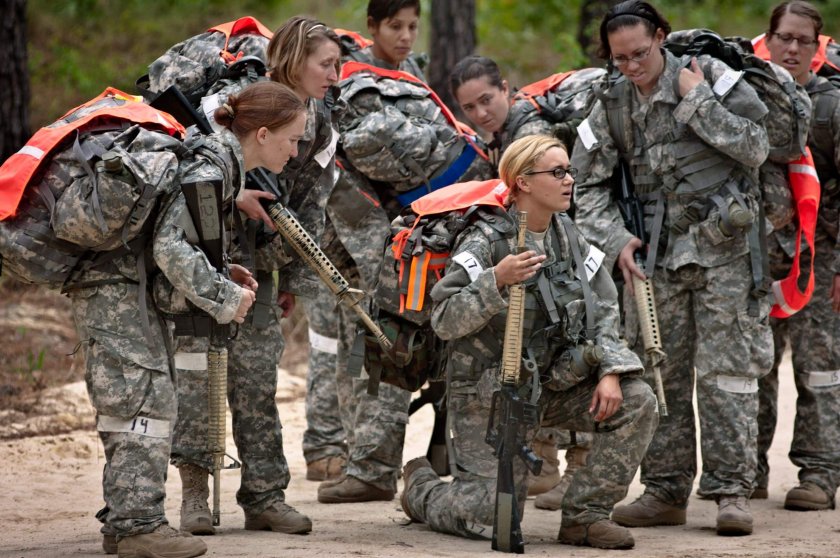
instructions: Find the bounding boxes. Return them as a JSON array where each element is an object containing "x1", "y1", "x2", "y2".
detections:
[
  {"x1": 0, "y1": 87, "x2": 185, "y2": 221},
  {"x1": 334, "y1": 28, "x2": 374, "y2": 48},
  {"x1": 340, "y1": 61, "x2": 489, "y2": 161},
  {"x1": 516, "y1": 71, "x2": 576, "y2": 98},
  {"x1": 770, "y1": 149, "x2": 821, "y2": 318},
  {"x1": 208, "y1": 16, "x2": 273, "y2": 64}
]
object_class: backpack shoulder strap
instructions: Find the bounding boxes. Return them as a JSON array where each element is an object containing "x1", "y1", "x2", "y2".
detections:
[
  {"x1": 556, "y1": 214, "x2": 597, "y2": 340},
  {"x1": 595, "y1": 75, "x2": 632, "y2": 159}
]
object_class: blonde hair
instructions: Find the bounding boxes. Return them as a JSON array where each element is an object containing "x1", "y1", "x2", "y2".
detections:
[
  {"x1": 267, "y1": 16, "x2": 341, "y2": 91},
  {"x1": 499, "y1": 135, "x2": 566, "y2": 202}
]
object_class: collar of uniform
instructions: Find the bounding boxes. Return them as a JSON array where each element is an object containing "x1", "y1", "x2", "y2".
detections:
[
  {"x1": 217, "y1": 127, "x2": 246, "y2": 198},
  {"x1": 646, "y1": 49, "x2": 683, "y2": 106}
]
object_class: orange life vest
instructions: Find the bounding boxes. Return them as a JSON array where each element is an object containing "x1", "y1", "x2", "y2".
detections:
[
  {"x1": 340, "y1": 61, "x2": 488, "y2": 161},
  {"x1": 0, "y1": 87, "x2": 185, "y2": 221},
  {"x1": 770, "y1": 149, "x2": 821, "y2": 318},
  {"x1": 750, "y1": 36, "x2": 825, "y2": 317},
  {"x1": 391, "y1": 179, "x2": 508, "y2": 313},
  {"x1": 208, "y1": 16, "x2": 274, "y2": 64}
]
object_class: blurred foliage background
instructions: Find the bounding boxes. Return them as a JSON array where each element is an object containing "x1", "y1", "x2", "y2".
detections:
[{"x1": 28, "y1": 0, "x2": 840, "y2": 129}]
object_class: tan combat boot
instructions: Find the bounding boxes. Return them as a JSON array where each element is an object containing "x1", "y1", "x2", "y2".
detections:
[
  {"x1": 611, "y1": 492, "x2": 687, "y2": 527},
  {"x1": 178, "y1": 464, "x2": 214, "y2": 535},
  {"x1": 716, "y1": 495, "x2": 753, "y2": 536},
  {"x1": 317, "y1": 475, "x2": 395, "y2": 503},
  {"x1": 102, "y1": 533, "x2": 117, "y2": 554},
  {"x1": 558, "y1": 519, "x2": 635, "y2": 549},
  {"x1": 400, "y1": 456, "x2": 436, "y2": 522},
  {"x1": 306, "y1": 455, "x2": 347, "y2": 481},
  {"x1": 784, "y1": 482, "x2": 836, "y2": 511},
  {"x1": 244, "y1": 502, "x2": 312, "y2": 534},
  {"x1": 535, "y1": 445, "x2": 589, "y2": 510},
  {"x1": 116, "y1": 524, "x2": 207, "y2": 558},
  {"x1": 527, "y1": 440, "x2": 561, "y2": 496}
]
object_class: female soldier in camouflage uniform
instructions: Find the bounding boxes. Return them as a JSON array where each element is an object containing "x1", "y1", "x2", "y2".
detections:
[
  {"x1": 572, "y1": 0, "x2": 771, "y2": 536},
  {"x1": 401, "y1": 134, "x2": 657, "y2": 550},
  {"x1": 301, "y1": 0, "x2": 427, "y2": 485},
  {"x1": 169, "y1": 18, "x2": 341, "y2": 537},
  {"x1": 757, "y1": 0, "x2": 840, "y2": 511},
  {"x1": 82, "y1": 83, "x2": 301, "y2": 557},
  {"x1": 450, "y1": 54, "x2": 594, "y2": 509}
]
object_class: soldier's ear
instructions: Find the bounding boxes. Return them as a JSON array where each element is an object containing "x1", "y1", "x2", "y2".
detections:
[
  {"x1": 500, "y1": 79, "x2": 510, "y2": 98},
  {"x1": 367, "y1": 16, "x2": 377, "y2": 35},
  {"x1": 256, "y1": 126, "x2": 270, "y2": 145},
  {"x1": 516, "y1": 175, "x2": 530, "y2": 193}
]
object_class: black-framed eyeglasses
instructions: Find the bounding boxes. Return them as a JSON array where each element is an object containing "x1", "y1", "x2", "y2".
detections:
[
  {"x1": 524, "y1": 166, "x2": 578, "y2": 180},
  {"x1": 611, "y1": 43, "x2": 655, "y2": 66},
  {"x1": 771, "y1": 32, "x2": 818, "y2": 47}
]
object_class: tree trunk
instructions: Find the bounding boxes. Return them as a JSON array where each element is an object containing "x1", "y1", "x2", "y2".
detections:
[
  {"x1": 429, "y1": 0, "x2": 475, "y2": 116},
  {"x1": 1, "y1": 0, "x2": 30, "y2": 162},
  {"x1": 578, "y1": 0, "x2": 622, "y2": 66}
]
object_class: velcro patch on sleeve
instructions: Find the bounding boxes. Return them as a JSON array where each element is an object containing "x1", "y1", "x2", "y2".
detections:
[
  {"x1": 452, "y1": 251, "x2": 483, "y2": 282},
  {"x1": 314, "y1": 127, "x2": 339, "y2": 169},
  {"x1": 577, "y1": 118, "x2": 600, "y2": 151},
  {"x1": 712, "y1": 69, "x2": 743, "y2": 98}
]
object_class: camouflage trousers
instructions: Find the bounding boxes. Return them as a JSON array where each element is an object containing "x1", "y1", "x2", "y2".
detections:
[
  {"x1": 757, "y1": 235, "x2": 840, "y2": 495},
  {"x1": 170, "y1": 272, "x2": 290, "y2": 514},
  {"x1": 314, "y1": 218, "x2": 410, "y2": 491},
  {"x1": 625, "y1": 257, "x2": 773, "y2": 505},
  {"x1": 301, "y1": 284, "x2": 348, "y2": 464},
  {"x1": 71, "y1": 282, "x2": 177, "y2": 541},
  {"x1": 403, "y1": 367, "x2": 656, "y2": 538}
]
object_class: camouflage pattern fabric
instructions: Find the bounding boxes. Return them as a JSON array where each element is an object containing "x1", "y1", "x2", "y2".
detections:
[
  {"x1": 170, "y1": 273, "x2": 292, "y2": 514},
  {"x1": 301, "y1": 278, "x2": 348, "y2": 465},
  {"x1": 572, "y1": 49, "x2": 772, "y2": 504},
  {"x1": 71, "y1": 279, "x2": 176, "y2": 541},
  {"x1": 403, "y1": 208, "x2": 656, "y2": 537},
  {"x1": 352, "y1": 44, "x2": 426, "y2": 80},
  {"x1": 166, "y1": 94, "x2": 338, "y2": 512},
  {"x1": 755, "y1": 73, "x2": 840, "y2": 497}
]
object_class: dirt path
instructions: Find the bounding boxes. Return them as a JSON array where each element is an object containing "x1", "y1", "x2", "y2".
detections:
[{"x1": 0, "y1": 355, "x2": 837, "y2": 558}]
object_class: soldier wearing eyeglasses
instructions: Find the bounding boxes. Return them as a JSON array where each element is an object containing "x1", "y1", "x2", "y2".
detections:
[
  {"x1": 757, "y1": 0, "x2": 840, "y2": 512},
  {"x1": 571, "y1": 0, "x2": 771, "y2": 537}
]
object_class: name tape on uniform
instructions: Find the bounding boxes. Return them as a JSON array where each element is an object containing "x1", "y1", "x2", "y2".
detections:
[
  {"x1": 174, "y1": 352, "x2": 208, "y2": 371},
  {"x1": 808, "y1": 370, "x2": 840, "y2": 388},
  {"x1": 452, "y1": 251, "x2": 483, "y2": 282},
  {"x1": 98, "y1": 415, "x2": 170, "y2": 438},
  {"x1": 717, "y1": 375, "x2": 758, "y2": 394}
]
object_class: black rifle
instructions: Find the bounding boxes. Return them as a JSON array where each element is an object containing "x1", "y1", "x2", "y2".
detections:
[{"x1": 485, "y1": 212, "x2": 542, "y2": 553}]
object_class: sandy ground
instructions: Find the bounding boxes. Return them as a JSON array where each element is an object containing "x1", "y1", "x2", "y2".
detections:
[{"x1": 0, "y1": 354, "x2": 838, "y2": 558}]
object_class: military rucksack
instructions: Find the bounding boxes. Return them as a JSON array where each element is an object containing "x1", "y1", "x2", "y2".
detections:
[
  {"x1": 338, "y1": 61, "x2": 492, "y2": 209},
  {"x1": 0, "y1": 88, "x2": 186, "y2": 288},
  {"x1": 664, "y1": 29, "x2": 811, "y2": 165},
  {"x1": 136, "y1": 16, "x2": 272, "y2": 122},
  {"x1": 363, "y1": 179, "x2": 511, "y2": 393},
  {"x1": 508, "y1": 68, "x2": 607, "y2": 147}
]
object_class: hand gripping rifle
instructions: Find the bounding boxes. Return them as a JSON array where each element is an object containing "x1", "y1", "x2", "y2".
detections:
[
  {"x1": 180, "y1": 177, "x2": 241, "y2": 527},
  {"x1": 616, "y1": 160, "x2": 668, "y2": 417},
  {"x1": 247, "y1": 168, "x2": 392, "y2": 353},
  {"x1": 485, "y1": 211, "x2": 542, "y2": 554}
]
